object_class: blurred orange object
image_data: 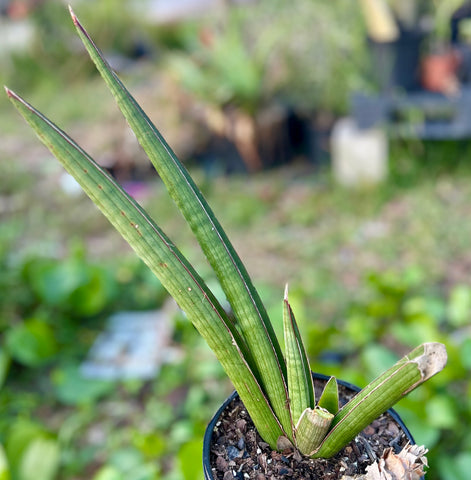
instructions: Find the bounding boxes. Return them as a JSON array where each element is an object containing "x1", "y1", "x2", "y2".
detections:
[
  {"x1": 420, "y1": 49, "x2": 461, "y2": 95},
  {"x1": 7, "y1": 0, "x2": 29, "y2": 19}
]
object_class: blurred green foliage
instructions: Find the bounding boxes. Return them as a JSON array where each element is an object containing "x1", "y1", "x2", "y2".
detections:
[
  {"x1": 305, "y1": 269, "x2": 471, "y2": 480},
  {"x1": 165, "y1": 0, "x2": 369, "y2": 114},
  {"x1": 0, "y1": 227, "x2": 226, "y2": 479},
  {"x1": 1, "y1": 161, "x2": 470, "y2": 479},
  {"x1": 1, "y1": 0, "x2": 142, "y2": 93},
  {"x1": 2, "y1": 129, "x2": 471, "y2": 479},
  {"x1": 2, "y1": 230, "x2": 469, "y2": 479},
  {"x1": 1, "y1": 0, "x2": 369, "y2": 116}
]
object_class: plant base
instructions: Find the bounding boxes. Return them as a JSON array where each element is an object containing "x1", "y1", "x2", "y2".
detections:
[{"x1": 204, "y1": 375, "x2": 416, "y2": 480}]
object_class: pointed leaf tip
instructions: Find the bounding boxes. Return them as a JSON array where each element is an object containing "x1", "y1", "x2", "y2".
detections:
[
  {"x1": 5, "y1": 87, "x2": 24, "y2": 103},
  {"x1": 68, "y1": 5, "x2": 76, "y2": 20},
  {"x1": 5, "y1": 88, "x2": 33, "y2": 109},
  {"x1": 284, "y1": 284, "x2": 289, "y2": 302},
  {"x1": 69, "y1": 5, "x2": 80, "y2": 27}
]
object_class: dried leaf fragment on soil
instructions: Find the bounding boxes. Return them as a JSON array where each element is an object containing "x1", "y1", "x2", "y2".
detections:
[{"x1": 341, "y1": 444, "x2": 428, "y2": 480}]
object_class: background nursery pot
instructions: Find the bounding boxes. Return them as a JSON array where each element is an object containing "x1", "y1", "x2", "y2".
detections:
[{"x1": 203, "y1": 373, "x2": 420, "y2": 480}]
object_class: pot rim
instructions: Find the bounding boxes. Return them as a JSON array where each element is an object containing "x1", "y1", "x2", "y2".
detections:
[{"x1": 203, "y1": 372, "x2": 416, "y2": 480}]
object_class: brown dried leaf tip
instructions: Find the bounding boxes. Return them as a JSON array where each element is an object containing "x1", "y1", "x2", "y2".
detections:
[{"x1": 342, "y1": 444, "x2": 428, "y2": 480}]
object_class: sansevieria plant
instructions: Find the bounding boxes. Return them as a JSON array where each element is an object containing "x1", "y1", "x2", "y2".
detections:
[{"x1": 6, "y1": 7, "x2": 447, "y2": 459}]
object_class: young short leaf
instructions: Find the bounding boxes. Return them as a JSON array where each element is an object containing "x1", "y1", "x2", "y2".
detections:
[
  {"x1": 318, "y1": 376, "x2": 339, "y2": 415},
  {"x1": 283, "y1": 285, "x2": 315, "y2": 428}
]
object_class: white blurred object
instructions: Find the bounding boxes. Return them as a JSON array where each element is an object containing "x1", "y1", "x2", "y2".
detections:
[
  {"x1": 59, "y1": 172, "x2": 83, "y2": 196},
  {"x1": 331, "y1": 117, "x2": 388, "y2": 187},
  {"x1": 134, "y1": 0, "x2": 255, "y2": 24},
  {"x1": 81, "y1": 308, "x2": 175, "y2": 380},
  {"x1": 135, "y1": 0, "x2": 221, "y2": 23},
  {"x1": 0, "y1": 18, "x2": 34, "y2": 57}
]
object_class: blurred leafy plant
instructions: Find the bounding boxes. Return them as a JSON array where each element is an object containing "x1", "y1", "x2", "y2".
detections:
[
  {"x1": 0, "y1": 237, "x2": 168, "y2": 379},
  {"x1": 325, "y1": 269, "x2": 470, "y2": 480},
  {"x1": 1, "y1": 0, "x2": 143, "y2": 95},
  {"x1": 3, "y1": 418, "x2": 60, "y2": 480},
  {"x1": 167, "y1": 8, "x2": 266, "y2": 114},
  {"x1": 236, "y1": 0, "x2": 369, "y2": 113},
  {"x1": 167, "y1": 0, "x2": 369, "y2": 114}
]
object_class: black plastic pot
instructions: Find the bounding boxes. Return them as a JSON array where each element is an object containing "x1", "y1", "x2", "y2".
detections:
[
  {"x1": 369, "y1": 28, "x2": 425, "y2": 93},
  {"x1": 203, "y1": 373, "x2": 417, "y2": 480}
]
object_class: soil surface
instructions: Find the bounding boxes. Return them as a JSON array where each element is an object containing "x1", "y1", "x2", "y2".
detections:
[{"x1": 208, "y1": 378, "x2": 411, "y2": 480}]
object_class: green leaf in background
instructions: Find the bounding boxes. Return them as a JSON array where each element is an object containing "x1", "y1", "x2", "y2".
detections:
[
  {"x1": 344, "y1": 314, "x2": 375, "y2": 348},
  {"x1": 0, "y1": 349, "x2": 11, "y2": 390},
  {"x1": 93, "y1": 466, "x2": 122, "y2": 480},
  {"x1": 391, "y1": 320, "x2": 441, "y2": 348},
  {"x1": 396, "y1": 406, "x2": 441, "y2": 449},
  {"x1": 448, "y1": 285, "x2": 471, "y2": 327},
  {"x1": 22, "y1": 257, "x2": 115, "y2": 316},
  {"x1": 360, "y1": 344, "x2": 398, "y2": 378},
  {"x1": 51, "y1": 364, "x2": 115, "y2": 406},
  {"x1": 5, "y1": 420, "x2": 43, "y2": 473},
  {"x1": 459, "y1": 337, "x2": 471, "y2": 369},
  {"x1": 102, "y1": 448, "x2": 159, "y2": 480},
  {"x1": 5, "y1": 419, "x2": 58, "y2": 480},
  {"x1": 67, "y1": 264, "x2": 115, "y2": 316},
  {"x1": 19, "y1": 437, "x2": 60, "y2": 480},
  {"x1": 438, "y1": 452, "x2": 471, "y2": 480},
  {"x1": 5, "y1": 318, "x2": 57, "y2": 367},
  {"x1": 425, "y1": 395, "x2": 459, "y2": 429},
  {"x1": 177, "y1": 440, "x2": 203, "y2": 480},
  {"x1": 0, "y1": 444, "x2": 10, "y2": 480},
  {"x1": 22, "y1": 258, "x2": 87, "y2": 307},
  {"x1": 132, "y1": 432, "x2": 165, "y2": 460}
]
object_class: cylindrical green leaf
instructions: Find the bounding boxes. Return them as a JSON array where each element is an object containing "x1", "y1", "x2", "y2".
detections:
[
  {"x1": 6, "y1": 87, "x2": 285, "y2": 449},
  {"x1": 69, "y1": 8, "x2": 291, "y2": 435},
  {"x1": 313, "y1": 343, "x2": 447, "y2": 458}
]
